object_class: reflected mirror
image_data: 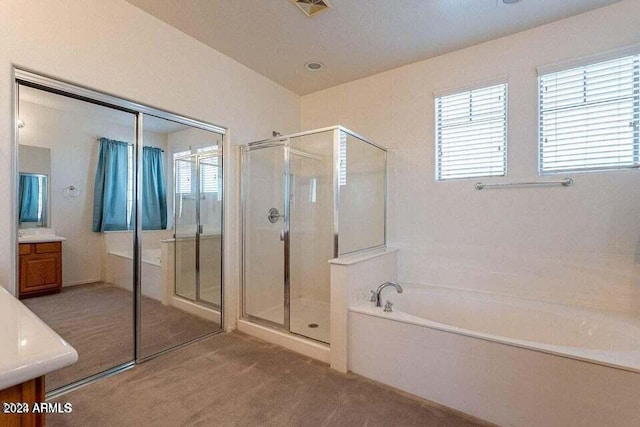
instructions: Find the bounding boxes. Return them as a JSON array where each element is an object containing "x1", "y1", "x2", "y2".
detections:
[{"x1": 18, "y1": 172, "x2": 48, "y2": 228}]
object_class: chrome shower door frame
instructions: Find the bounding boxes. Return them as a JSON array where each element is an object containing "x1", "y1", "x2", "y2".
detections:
[
  {"x1": 241, "y1": 126, "x2": 389, "y2": 342},
  {"x1": 173, "y1": 150, "x2": 222, "y2": 310},
  {"x1": 241, "y1": 140, "x2": 291, "y2": 331}
]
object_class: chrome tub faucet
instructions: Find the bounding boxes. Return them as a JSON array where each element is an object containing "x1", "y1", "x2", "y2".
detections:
[{"x1": 370, "y1": 281, "x2": 403, "y2": 308}]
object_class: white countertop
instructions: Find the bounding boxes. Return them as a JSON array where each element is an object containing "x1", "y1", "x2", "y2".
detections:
[
  {"x1": 0, "y1": 287, "x2": 77, "y2": 390},
  {"x1": 18, "y1": 235, "x2": 66, "y2": 243}
]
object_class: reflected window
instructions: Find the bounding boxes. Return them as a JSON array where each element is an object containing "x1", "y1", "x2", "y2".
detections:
[
  {"x1": 339, "y1": 133, "x2": 347, "y2": 186},
  {"x1": 197, "y1": 146, "x2": 220, "y2": 195},
  {"x1": 174, "y1": 150, "x2": 192, "y2": 194}
]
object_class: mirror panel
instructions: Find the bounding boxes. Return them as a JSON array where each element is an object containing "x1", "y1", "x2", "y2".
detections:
[
  {"x1": 15, "y1": 74, "x2": 226, "y2": 392},
  {"x1": 138, "y1": 114, "x2": 223, "y2": 359},
  {"x1": 18, "y1": 173, "x2": 48, "y2": 228},
  {"x1": 17, "y1": 84, "x2": 136, "y2": 392}
]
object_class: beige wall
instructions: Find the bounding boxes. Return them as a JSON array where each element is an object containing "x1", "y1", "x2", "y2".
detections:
[
  {"x1": 302, "y1": 0, "x2": 640, "y2": 314},
  {"x1": 0, "y1": 0, "x2": 301, "y2": 331}
]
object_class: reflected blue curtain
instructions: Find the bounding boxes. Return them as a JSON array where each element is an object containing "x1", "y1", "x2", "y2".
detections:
[
  {"x1": 142, "y1": 146, "x2": 167, "y2": 230},
  {"x1": 92, "y1": 138, "x2": 130, "y2": 232},
  {"x1": 19, "y1": 175, "x2": 40, "y2": 223}
]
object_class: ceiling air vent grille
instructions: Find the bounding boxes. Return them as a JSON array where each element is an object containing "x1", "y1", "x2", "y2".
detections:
[{"x1": 290, "y1": 0, "x2": 332, "y2": 17}]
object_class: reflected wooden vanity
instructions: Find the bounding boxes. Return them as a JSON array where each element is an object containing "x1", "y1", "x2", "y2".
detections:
[{"x1": 19, "y1": 242, "x2": 62, "y2": 299}]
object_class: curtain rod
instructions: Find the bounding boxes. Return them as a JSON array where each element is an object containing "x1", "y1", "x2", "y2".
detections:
[{"x1": 96, "y1": 137, "x2": 164, "y2": 152}]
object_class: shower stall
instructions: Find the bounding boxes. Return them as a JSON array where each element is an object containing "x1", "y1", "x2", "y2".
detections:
[
  {"x1": 174, "y1": 150, "x2": 222, "y2": 309},
  {"x1": 242, "y1": 126, "x2": 386, "y2": 343}
]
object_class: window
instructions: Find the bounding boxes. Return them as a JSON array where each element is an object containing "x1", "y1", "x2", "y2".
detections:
[
  {"x1": 197, "y1": 146, "x2": 219, "y2": 194},
  {"x1": 173, "y1": 146, "x2": 220, "y2": 197},
  {"x1": 339, "y1": 133, "x2": 347, "y2": 186},
  {"x1": 435, "y1": 83, "x2": 507, "y2": 180},
  {"x1": 539, "y1": 55, "x2": 640, "y2": 174},
  {"x1": 173, "y1": 150, "x2": 192, "y2": 194}
]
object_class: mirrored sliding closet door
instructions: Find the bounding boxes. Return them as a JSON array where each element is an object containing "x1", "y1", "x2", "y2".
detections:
[
  {"x1": 15, "y1": 71, "x2": 225, "y2": 394},
  {"x1": 17, "y1": 83, "x2": 136, "y2": 392},
  {"x1": 138, "y1": 115, "x2": 223, "y2": 359}
]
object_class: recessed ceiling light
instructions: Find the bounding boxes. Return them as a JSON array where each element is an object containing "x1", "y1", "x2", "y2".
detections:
[
  {"x1": 502, "y1": 0, "x2": 524, "y2": 4},
  {"x1": 305, "y1": 61, "x2": 325, "y2": 72}
]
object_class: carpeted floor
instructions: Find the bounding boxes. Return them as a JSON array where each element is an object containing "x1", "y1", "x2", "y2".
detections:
[
  {"x1": 23, "y1": 282, "x2": 220, "y2": 391},
  {"x1": 47, "y1": 332, "x2": 487, "y2": 427}
]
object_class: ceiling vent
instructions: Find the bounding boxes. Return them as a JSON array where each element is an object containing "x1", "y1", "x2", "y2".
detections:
[{"x1": 290, "y1": 0, "x2": 332, "y2": 17}]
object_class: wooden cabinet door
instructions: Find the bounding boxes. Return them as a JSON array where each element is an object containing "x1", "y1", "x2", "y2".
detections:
[
  {"x1": 19, "y1": 245, "x2": 62, "y2": 296},
  {"x1": 0, "y1": 376, "x2": 45, "y2": 427}
]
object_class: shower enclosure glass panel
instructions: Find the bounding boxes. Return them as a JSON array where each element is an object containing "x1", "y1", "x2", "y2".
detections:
[
  {"x1": 242, "y1": 126, "x2": 386, "y2": 345},
  {"x1": 338, "y1": 133, "x2": 386, "y2": 255},
  {"x1": 289, "y1": 134, "x2": 334, "y2": 343},
  {"x1": 198, "y1": 153, "x2": 223, "y2": 307},
  {"x1": 173, "y1": 150, "x2": 222, "y2": 307},
  {"x1": 243, "y1": 145, "x2": 287, "y2": 326},
  {"x1": 174, "y1": 155, "x2": 197, "y2": 301}
]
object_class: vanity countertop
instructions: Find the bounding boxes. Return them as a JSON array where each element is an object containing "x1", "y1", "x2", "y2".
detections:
[
  {"x1": 18, "y1": 235, "x2": 67, "y2": 244},
  {"x1": 0, "y1": 286, "x2": 77, "y2": 390}
]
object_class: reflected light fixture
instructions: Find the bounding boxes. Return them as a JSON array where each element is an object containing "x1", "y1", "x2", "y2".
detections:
[
  {"x1": 290, "y1": 0, "x2": 332, "y2": 17},
  {"x1": 17, "y1": 119, "x2": 25, "y2": 128}
]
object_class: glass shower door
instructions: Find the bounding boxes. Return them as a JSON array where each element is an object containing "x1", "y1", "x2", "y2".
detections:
[
  {"x1": 198, "y1": 152, "x2": 222, "y2": 308},
  {"x1": 243, "y1": 145, "x2": 287, "y2": 327},
  {"x1": 174, "y1": 155, "x2": 198, "y2": 301}
]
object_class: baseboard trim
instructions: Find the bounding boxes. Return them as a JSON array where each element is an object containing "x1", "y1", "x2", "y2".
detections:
[{"x1": 62, "y1": 279, "x2": 102, "y2": 287}]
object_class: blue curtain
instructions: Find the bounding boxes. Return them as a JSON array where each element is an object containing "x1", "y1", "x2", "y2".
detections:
[
  {"x1": 142, "y1": 146, "x2": 167, "y2": 230},
  {"x1": 19, "y1": 175, "x2": 41, "y2": 223},
  {"x1": 92, "y1": 138, "x2": 130, "y2": 232}
]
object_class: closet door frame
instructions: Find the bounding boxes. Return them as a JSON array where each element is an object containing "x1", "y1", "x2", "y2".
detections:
[{"x1": 13, "y1": 68, "x2": 227, "y2": 397}]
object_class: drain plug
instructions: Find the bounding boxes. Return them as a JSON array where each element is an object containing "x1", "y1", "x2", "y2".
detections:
[{"x1": 308, "y1": 323, "x2": 319, "y2": 328}]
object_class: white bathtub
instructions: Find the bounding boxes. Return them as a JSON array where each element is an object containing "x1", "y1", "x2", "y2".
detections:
[
  {"x1": 348, "y1": 284, "x2": 640, "y2": 426},
  {"x1": 107, "y1": 249, "x2": 165, "y2": 303}
]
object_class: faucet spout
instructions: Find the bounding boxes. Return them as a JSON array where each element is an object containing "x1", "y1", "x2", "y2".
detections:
[{"x1": 374, "y1": 281, "x2": 403, "y2": 307}]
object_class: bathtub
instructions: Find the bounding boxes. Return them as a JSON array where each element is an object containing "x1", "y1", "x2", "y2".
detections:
[
  {"x1": 107, "y1": 249, "x2": 165, "y2": 303},
  {"x1": 348, "y1": 284, "x2": 640, "y2": 426}
]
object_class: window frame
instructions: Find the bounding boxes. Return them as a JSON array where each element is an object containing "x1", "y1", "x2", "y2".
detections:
[
  {"x1": 537, "y1": 54, "x2": 640, "y2": 175},
  {"x1": 434, "y1": 82, "x2": 509, "y2": 181}
]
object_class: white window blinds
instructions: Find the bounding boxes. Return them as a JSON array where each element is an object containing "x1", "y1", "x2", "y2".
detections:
[
  {"x1": 174, "y1": 150, "x2": 192, "y2": 194},
  {"x1": 436, "y1": 83, "x2": 507, "y2": 180},
  {"x1": 539, "y1": 55, "x2": 640, "y2": 174},
  {"x1": 339, "y1": 133, "x2": 347, "y2": 186},
  {"x1": 197, "y1": 146, "x2": 219, "y2": 194}
]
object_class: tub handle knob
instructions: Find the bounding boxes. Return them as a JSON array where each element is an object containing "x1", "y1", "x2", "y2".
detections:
[
  {"x1": 383, "y1": 300, "x2": 393, "y2": 313},
  {"x1": 369, "y1": 290, "x2": 377, "y2": 303}
]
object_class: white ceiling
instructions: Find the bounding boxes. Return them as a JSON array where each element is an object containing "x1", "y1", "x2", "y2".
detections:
[{"x1": 125, "y1": 0, "x2": 623, "y2": 95}]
